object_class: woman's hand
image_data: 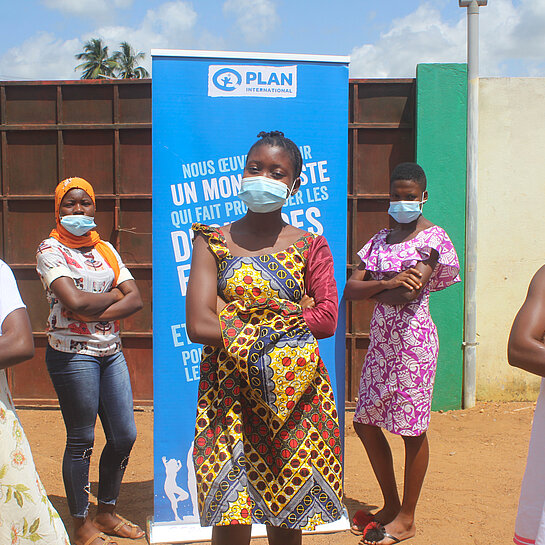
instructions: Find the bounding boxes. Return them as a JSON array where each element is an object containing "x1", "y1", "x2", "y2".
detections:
[
  {"x1": 384, "y1": 268, "x2": 423, "y2": 291},
  {"x1": 67, "y1": 280, "x2": 142, "y2": 322},
  {"x1": 50, "y1": 276, "x2": 124, "y2": 316},
  {"x1": 64, "y1": 286, "x2": 128, "y2": 321},
  {"x1": 300, "y1": 294, "x2": 315, "y2": 309},
  {"x1": 373, "y1": 258, "x2": 437, "y2": 305}
]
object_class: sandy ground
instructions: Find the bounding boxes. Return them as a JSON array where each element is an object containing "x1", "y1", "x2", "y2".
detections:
[{"x1": 19, "y1": 401, "x2": 534, "y2": 545}]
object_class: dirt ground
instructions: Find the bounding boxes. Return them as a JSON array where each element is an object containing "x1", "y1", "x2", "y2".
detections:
[{"x1": 19, "y1": 401, "x2": 534, "y2": 545}]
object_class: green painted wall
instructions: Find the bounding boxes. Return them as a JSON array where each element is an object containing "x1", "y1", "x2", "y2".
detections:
[{"x1": 416, "y1": 63, "x2": 467, "y2": 410}]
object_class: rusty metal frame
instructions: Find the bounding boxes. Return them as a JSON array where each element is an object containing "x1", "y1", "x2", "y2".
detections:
[
  {"x1": 1, "y1": 78, "x2": 416, "y2": 407},
  {"x1": 345, "y1": 78, "x2": 416, "y2": 408},
  {"x1": 0, "y1": 79, "x2": 152, "y2": 405}
]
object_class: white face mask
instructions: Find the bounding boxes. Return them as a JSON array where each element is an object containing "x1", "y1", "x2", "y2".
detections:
[
  {"x1": 388, "y1": 197, "x2": 427, "y2": 224},
  {"x1": 60, "y1": 214, "x2": 96, "y2": 236},
  {"x1": 238, "y1": 176, "x2": 297, "y2": 213}
]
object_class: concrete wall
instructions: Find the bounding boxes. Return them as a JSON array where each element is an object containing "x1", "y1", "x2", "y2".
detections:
[{"x1": 477, "y1": 78, "x2": 545, "y2": 400}]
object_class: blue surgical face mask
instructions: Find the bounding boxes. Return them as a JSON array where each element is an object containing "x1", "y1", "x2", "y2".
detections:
[
  {"x1": 60, "y1": 215, "x2": 96, "y2": 236},
  {"x1": 238, "y1": 176, "x2": 295, "y2": 213},
  {"x1": 388, "y1": 199, "x2": 426, "y2": 224}
]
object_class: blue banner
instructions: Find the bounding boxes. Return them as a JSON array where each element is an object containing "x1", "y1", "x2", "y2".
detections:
[{"x1": 151, "y1": 50, "x2": 349, "y2": 542}]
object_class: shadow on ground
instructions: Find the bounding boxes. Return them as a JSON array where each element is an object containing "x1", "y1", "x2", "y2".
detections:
[
  {"x1": 48, "y1": 480, "x2": 154, "y2": 541},
  {"x1": 343, "y1": 495, "x2": 378, "y2": 522}
]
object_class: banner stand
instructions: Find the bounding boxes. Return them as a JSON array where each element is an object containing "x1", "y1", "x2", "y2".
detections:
[
  {"x1": 150, "y1": 49, "x2": 350, "y2": 543},
  {"x1": 149, "y1": 508, "x2": 350, "y2": 544}
]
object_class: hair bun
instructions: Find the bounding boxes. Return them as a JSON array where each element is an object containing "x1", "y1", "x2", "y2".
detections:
[
  {"x1": 248, "y1": 130, "x2": 302, "y2": 178},
  {"x1": 257, "y1": 130, "x2": 284, "y2": 139}
]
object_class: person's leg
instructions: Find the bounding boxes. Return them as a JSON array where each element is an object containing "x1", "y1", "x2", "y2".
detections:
[
  {"x1": 212, "y1": 525, "x2": 252, "y2": 545},
  {"x1": 46, "y1": 346, "x2": 108, "y2": 545},
  {"x1": 353, "y1": 422, "x2": 401, "y2": 525},
  {"x1": 266, "y1": 526, "x2": 302, "y2": 545},
  {"x1": 363, "y1": 432, "x2": 428, "y2": 545},
  {"x1": 400, "y1": 432, "x2": 429, "y2": 521},
  {"x1": 92, "y1": 351, "x2": 141, "y2": 538}
]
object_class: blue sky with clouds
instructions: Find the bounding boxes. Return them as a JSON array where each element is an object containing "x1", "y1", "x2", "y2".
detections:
[{"x1": 1, "y1": 0, "x2": 543, "y2": 81}]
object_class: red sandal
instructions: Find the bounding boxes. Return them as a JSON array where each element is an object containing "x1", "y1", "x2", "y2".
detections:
[{"x1": 351, "y1": 510, "x2": 375, "y2": 535}]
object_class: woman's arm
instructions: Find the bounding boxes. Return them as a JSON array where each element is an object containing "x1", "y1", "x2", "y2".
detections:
[
  {"x1": 72, "y1": 280, "x2": 143, "y2": 321},
  {"x1": 0, "y1": 308, "x2": 34, "y2": 370},
  {"x1": 50, "y1": 276, "x2": 123, "y2": 315},
  {"x1": 302, "y1": 236, "x2": 338, "y2": 339},
  {"x1": 508, "y1": 265, "x2": 545, "y2": 377},
  {"x1": 344, "y1": 262, "x2": 426, "y2": 302},
  {"x1": 373, "y1": 256, "x2": 437, "y2": 305},
  {"x1": 344, "y1": 263, "x2": 393, "y2": 300},
  {"x1": 186, "y1": 233, "x2": 223, "y2": 347}
]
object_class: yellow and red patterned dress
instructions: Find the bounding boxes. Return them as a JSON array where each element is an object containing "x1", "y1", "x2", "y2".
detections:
[{"x1": 192, "y1": 223, "x2": 343, "y2": 530}]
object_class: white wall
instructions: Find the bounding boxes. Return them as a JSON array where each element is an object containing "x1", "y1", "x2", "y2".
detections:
[{"x1": 477, "y1": 78, "x2": 545, "y2": 400}]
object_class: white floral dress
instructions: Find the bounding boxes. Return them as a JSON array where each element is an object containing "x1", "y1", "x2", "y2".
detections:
[{"x1": 0, "y1": 260, "x2": 70, "y2": 544}]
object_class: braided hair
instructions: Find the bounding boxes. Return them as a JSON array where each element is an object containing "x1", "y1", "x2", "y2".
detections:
[{"x1": 247, "y1": 130, "x2": 303, "y2": 178}]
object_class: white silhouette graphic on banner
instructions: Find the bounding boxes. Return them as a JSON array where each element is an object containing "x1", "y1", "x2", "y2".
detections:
[{"x1": 162, "y1": 441, "x2": 199, "y2": 523}]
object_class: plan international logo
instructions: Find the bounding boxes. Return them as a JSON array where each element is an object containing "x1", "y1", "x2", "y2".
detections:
[{"x1": 208, "y1": 65, "x2": 297, "y2": 98}]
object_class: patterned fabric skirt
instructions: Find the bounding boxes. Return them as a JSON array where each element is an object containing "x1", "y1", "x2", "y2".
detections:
[
  {"x1": 354, "y1": 299, "x2": 438, "y2": 436},
  {"x1": 193, "y1": 299, "x2": 343, "y2": 530},
  {"x1": 0, "y1": 371, "x2": 70, "y2": 544}
]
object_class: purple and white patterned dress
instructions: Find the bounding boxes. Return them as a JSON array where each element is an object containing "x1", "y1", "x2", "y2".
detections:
[{"x1": 353, "y1": 225, "x2": 460, "y2": 436}]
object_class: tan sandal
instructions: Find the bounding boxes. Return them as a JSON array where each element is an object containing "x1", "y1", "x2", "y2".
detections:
[
  {"x1": 78, "y1": 532, "x2": 116, "y2": 545},
  {"x1": 95, "y1": 515, "x2": 144, "y2": 540}
]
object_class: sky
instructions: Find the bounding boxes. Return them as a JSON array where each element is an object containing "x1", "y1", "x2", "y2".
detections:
[{"x1": 0, "y1": 0, "x2": 544, "y2": 81}]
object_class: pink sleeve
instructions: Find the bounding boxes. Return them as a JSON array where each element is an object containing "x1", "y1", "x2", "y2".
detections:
[{"x1": 302, "y1": 235, "x2": 338, "y2": 339}]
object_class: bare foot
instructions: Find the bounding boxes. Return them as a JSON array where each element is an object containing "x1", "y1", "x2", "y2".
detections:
[
  {"x1": 372, "y1": 505, "x2": 401, "y2": 525},
  {"x1": 94, "y1": 512, "x2": 144, "y2": 539}
]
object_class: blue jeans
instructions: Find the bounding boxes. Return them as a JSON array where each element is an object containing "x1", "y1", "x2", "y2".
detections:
[{"x1": 46, "y1": 346, "x2": 137, "y2": 518}]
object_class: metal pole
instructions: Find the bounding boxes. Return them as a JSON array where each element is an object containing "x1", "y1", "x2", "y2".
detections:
[{"x1": 460, "y1": 0, "x2": 486, "y2": 408}]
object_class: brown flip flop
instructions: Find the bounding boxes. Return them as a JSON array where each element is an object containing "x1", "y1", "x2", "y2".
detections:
[
  {"x1": 77, "y1": 532, "x2": 116, "y2": 545},
  {"x1": 95, "y1": 515, "x2": 144, "y2": 540}
]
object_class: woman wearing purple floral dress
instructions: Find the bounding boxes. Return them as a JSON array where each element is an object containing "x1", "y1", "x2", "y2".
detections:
[{"x1": 344, "y1": 163, "x2": 460, "y2": 545}]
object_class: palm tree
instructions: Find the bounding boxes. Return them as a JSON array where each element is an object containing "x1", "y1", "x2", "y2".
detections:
[
  {"x1": 75, "y1": 38, "x2": 117, "y2": 79},
  {"x1": 112, "y1": 42, "x2": 150, "y2": 79}
]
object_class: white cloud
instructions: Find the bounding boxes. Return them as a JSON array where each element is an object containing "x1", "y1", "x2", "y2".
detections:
[
  {"x1": 499, "y1": 0, "x2": 545, "y2": 60},
  {"x1": 223, "y1": 0, "x2": 279, "y2": 45},
  {"x1": 90, "y1": 1, "x2": 200, "y2": 73},
  {"x1": 42, "y1": 0, "x2": 134, "y2": 21},
  {"x1": 141, "y1": 1, "x2": 198, "y2": 41},
  {"x1": 0, "y1": 32, "x2": 81, "y2": 80},
  {"x1": 0, "y1": 1, "x2": 200, "y2": 80},
  {"x1": 350, "y1": 0, "x2": 545, "y2": 78},
  {"x1": 4, "y1": 0, "x2": 545, "y2": 81},
  {"x1": 350, "y1": 4, "x2": 465, "y2": 78}
]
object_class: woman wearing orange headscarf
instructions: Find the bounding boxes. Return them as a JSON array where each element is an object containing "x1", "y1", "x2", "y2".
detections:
[{"x1": 36, "y1": 178, "x2": 144, "y2": 545}]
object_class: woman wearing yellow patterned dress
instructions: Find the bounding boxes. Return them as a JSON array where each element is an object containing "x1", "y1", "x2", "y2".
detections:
[{"x1": 186, "y1": 131, "x2": 343, "y2": 545}]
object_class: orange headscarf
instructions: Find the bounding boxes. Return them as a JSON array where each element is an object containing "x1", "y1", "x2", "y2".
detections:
[{"x1": 49, "y1": 177, "x2": 120, "y2": 286}]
